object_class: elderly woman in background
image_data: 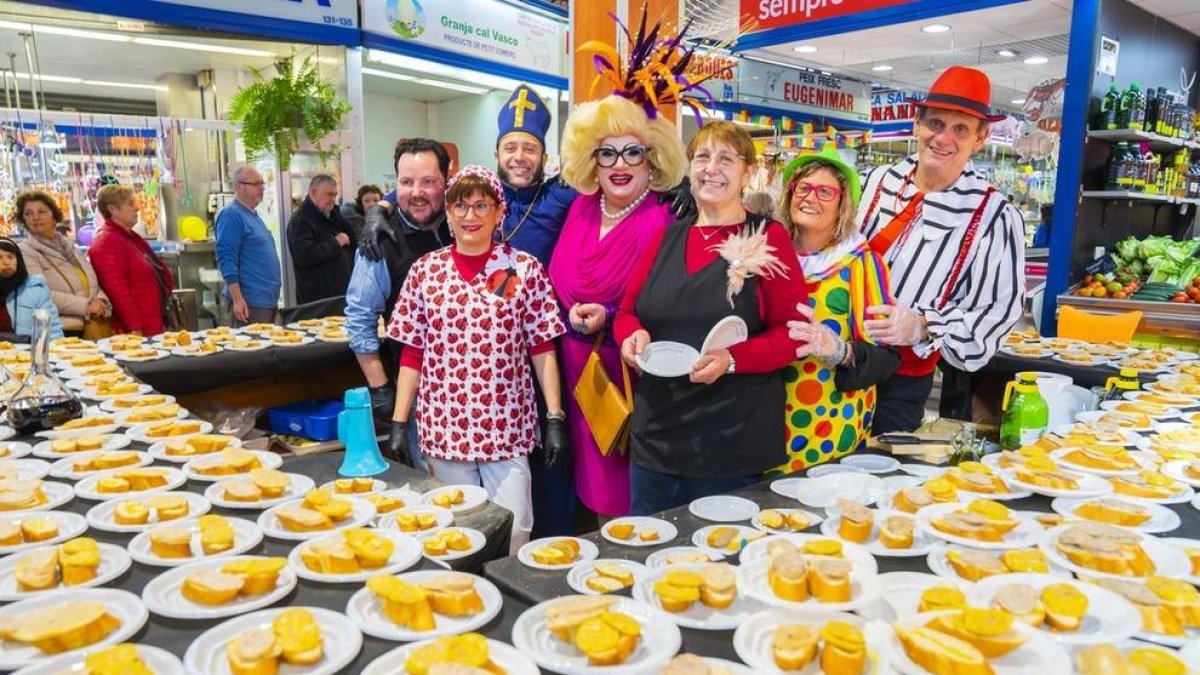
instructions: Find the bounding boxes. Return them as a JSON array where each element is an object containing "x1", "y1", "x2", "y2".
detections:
[
  {"x1": 776, "y1": 146, "x2": 900, "y2": 474},
  {"x1": 88, "y1": 184, "x2": 175, "y2": 336},
  {"x1": 15, "y1": 190, "x2": 110, "y2": 337},
  {"x1": 549, "y1": 95, "x2": 687, "y2": 520},
  {"x1": 387, "y1": 166, "x2": 567, "y2": 550},
  {"x1": 615, "y1": 121, "x2": 807, "y2": 515}
]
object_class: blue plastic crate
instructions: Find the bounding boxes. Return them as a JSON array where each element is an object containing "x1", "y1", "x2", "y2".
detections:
[{"x1": 267, "y1": 399, "x2": 344, "y2": 442}]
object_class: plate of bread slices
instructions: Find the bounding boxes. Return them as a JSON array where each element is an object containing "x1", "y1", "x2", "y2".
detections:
[
  {"x1": 86, "y1": 492, "x2": 209, "y2": 533},
  {"x1": 752, "y1": 508, "x2": 823, "y2": 534},
  {"x1": 73, "y1": 467, "x2": 185, "y2": 501},
  {"x1": 128, "y1": 515, "x2": 262, "y2": 567},
  {"x1": 967, "y1": 573, "x2": 1141, "y2": 646},
  {"x1": 820, "y1": 502, "x2": 938, "y2": 557},
  {"x1": 927, "y1": 546, "x2": 1069, "y2": 583},
  {"x1": 0, "y1": 588, "x2": 148, "y2": 670},
  {"x1": 937, "y1": 462, "x2": 1030, "y2": 500},
  {"x1": 1077, "y1": 643, "x2": 1198, "y2": 675},
  {"x1": 140, "y1": 554, "x2": 292, "y2": 620},
  {"x1": 1159, "y1": 537, "x2": 1200, "y2": 586},
  {"x1": 257, "y1": 489, "x2": 376, "y2": 541},
  {"x1": 415, "y1": 527, "x2": 486, "y2": 561},
  {"x1": 999, "y1": 458, "x2": 1114, "y2": 498},
  {"x1": 347, "y1": 570, "x2": 503, "y2": 642},
  {"x1": 732, "y1": 609, "x2": 882, "y2": 675},
  {"x1": 0, "y1": 538, "x2": 130, "y2": 601},
  {"x1": 1079, "y1": 577, "x2": 1200, "y2": 648},
  {"x1": 736, "y1": 536, "x2": 882, "y2": 613},
  {"x1": 866, "y1": 573, "x2": 970, "y2": 623},
  {"x1": 31, "y1": 434, "x2": 128, "y2": 458},
  {"x1": 1107, "y1": 470, "x2": 1194, "y2": 504},
  {"x1": 375, "y1": 505, "x2": 453, "y2": 535},
  {"x1": 126, "y1": 420, "x2": 213, "y2": 444},
  {"x1": 884, "y1": 607, "x2": 1071, "y2": 675},
  {"x1": 205, "y1": 471, "x2": 315, "y2": 510},
  {"x1": 644, "y1": 547, "x2": 725, "y2": 570},
  {"x1": 0, "y1": 479, "x2": 73, "y2": 514},
  {"x1": 288, "y1": 528, "x2": 421, "y2": 584},
  {"x1": 48, "y1": 451, "x2": 150, "y2": 480},
  {"x1": 511, "y1": 595, "x2": 681, "y2": 675},
  {"x1": 182, "y1": 449, "x2": 283, "y2": 482},
  {"x1": 567, "y1": 559, "x2": 650, "y2": 596},
  {"x1": 915, "y1": 499, "x2": 1043, "y2": 550},
  {"x1": 148, "y1": 433, "x2": 241, "y2": 463},
  {"x1": 518, "y1": 536, "x2": 599, "y2": 570},
  {"x1": 1162, "y1": 460, "x2": 1200, "y2": 489},
  {"x1": 634, "y1": 562, "x2": 763, "y2": 630},
  {"x1": 1051, "y1": 496, "x2": 1181, "y2": 534},
  {"x1": 602, "y1": 516, "x2": 678, "y2": 547},
  {"x1": 693, "y1": 524, "x2": 767, "y2": 557},
  {"x1": 421, "y1": 484, "x2": 488, "y2": 515},
  {"x1": 14, "y1": 643, "x2": 183, "y2": 675},
  {"x1": 184, "y1": 606, "x2": 360, "y2": 675},
  {"x1": 361, "y1": 633, "x2": 539, "y2": 675},
  {"x1": 1050, "y1": 446, "x2": 1152, "y2": 476},
  {"x1": 99, "y1": 393, "x2": 176, "y2": 413},
  {"x1": 1040, "y1": 522, "x2": 1191, "y2": 580},
  {"x1": 0, "y1": 511, "x2": 87, "y2": 557}
]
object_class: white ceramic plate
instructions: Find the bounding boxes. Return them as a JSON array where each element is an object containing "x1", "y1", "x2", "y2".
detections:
[
  {"x1": 860, "y1": 571, "x2": 968, "y2": 622},
  {"x1": 884, "y1": 610, "x2": 1070, "y2": 675},
  {"x1": 701, "y1": 316, "x2": 749, "y2": 354},
  {"x1": 182, "y1": 450, "x2": 284, "y2": 483},
  {"x1": 48, "y1": 452, "x2": 151, "y2": 480},
  {"x1": 112, "y1": 407, "x2": 190, "y2": 427},
  {"x1": 692, "y1": 524, "x2": 764, "y2": 558},
  {"x1": 126, "y1": 420, "x2": 214, "y2": 444},
  {"x1": 0, "y1": 480, "x2": 74, "y2": 513},
  {"x1": 998, "y1": 467, "x2": 1114, "y2": 498},
  {"x1": 361, "y1": 637, "x2": 539, "y2": 675},
  {"x1": 148, "y1": 435, "x2": 244, "y2": 464},
  {"x1": 644, "y1": 546, "x2": 725, "y2": 570},
  {"x1": 375, "y1": 505, "x2": 454, "y2": 534},
  {"x1": 896, "y1": 463, "x2": 943, "y2": 479},
  {"x1": 806, "y1": 463, "x2": 867, "y2": 478},
  {"x1": 769, "y1": 477, "x2": 808, "y2": 500},
  {"x1": 0, "y1": 458, "x2": 50, "y2": 480},
  {"x1": 968, "y1": 572, "x2": 1141, "y2": 645},
  {"x1": 113, "y1": 350, "x2": 168, "y2": 362},
  {"x1": 688, "y1": 494, "x2": 759, "y2": 522},
  {"x1": 1039, "y1": 523, "x2": 1191, "y2": 580},
  {"x1": 1050, "y1": 424, "x2": 1140, "y2": 446},
  {"x1": 732, "y1": 609, "x2": 880, "y2": 675},
  {"x1": 1075, "y1": 410, "x2": 1156, "y2": 433},
  {"x1": 203, "y1": 472, "x2": 316, "y2": 510},
  {"x1": 0, "y1": 426, "x2": 14, "y2": 442},
  {"x1": 414, "y1": 527, "x2": 488, "y2": 561},
  {"x1": 183, "y1": 606, "x2": 360, "y2": 675},
  {"x1": 637, "y1": 341, "x2": 699, "y2": 378},
  {"x1": 269, "y1": 336, "x2": 316, "y2": 347},
  {"x1": 34, "y1": 421, "x2": 120, "y2": 439},
  {"x1": 85, "y1": 491, "x2": 211, "y2": 533},
  {"x1": 318, "y1": 477, "x2": 387, "y2": 494},
  {"x1": 820, "y1": 510, "x2": 941, "y2": 557},
  {"x1": 13, "y1": 644, "x2": 183, "y2": 675},
  {"x1": 737, "y1": 555, "x2": 881, "y2": 612},
  {"x1": 224, "y1": 340, "x2": 269, "y2": 352},
  {"x1": 739, "y1": 533, "x2": 879, "y2": 574},
  {"x1": 31, "y1": 434, "x2": 129, "y2": 458},
  {"x1": 1050, "y1": 496, "x2": 1181, "y2": 534},
  {"x1": 257, "y1": 497, "x2": 376, "y2": 541},
  {"x1": 840, "y1": 454, "x2": 901, "y2": 474},
  {"x1": 0, "y1": 542, "x2": 130, "y2": 601},
  {"x1": 0, "y1": 588, "x2": 148, "y2": 670},
  {"x1": 1112, "y1": 480, "x2": 1195, "y2": 505},
  {"x1": 170, "y1": 344, "x2": 224, "y2": 357},
  {"x1": 287, "y1": 530, "x2": 422, "y2": 583},
  {"x1": 97, "y1": 394, "x2": 179, "y2": 413},
  {"x1": 1155, "y1": 537, "x2": 1200, "y2": 586},
  {"x1": 141, "y1": 554, "x2": 297, "y2": 620},
  {"x1": 796, "y1": 472, "x2": 883, "y2": 509},
  {"x1": 81, "y1": 384, "x2": 152, "y2": 401},
  {"x1": 0, "y1": 511, "x2": 87, "y2": 557},
  {"x1": 73, "y1": 467, "x2": 187, "y2": 501},
  {"x1": 632, "y1": 563, "x2": 764, "y2": 630},
  {"x1": 1124, "y1": 390, "x2": 1199, "y2": 407},
  {"x1": 926, "y1": 546, "x2": 1072, "y2": 582},
  {"x1": 914, "y1": 502, "x2": 1044, "y2": 550},
  {"x1": 750, "y1": 507, "x2": 823, "y2": 534},
  {"x1": 346, "y1": 570, "x2": 503, "y2": 641},
  {"x1": 512, "y1": 595, "x2": 682, "y2": 675},
  {"x1": 0, "y1": 442, "x2": 33, "y2": 460},
  {"x1": 1180, "y1": 638, "x2": 1200, "y2": 666},
  {"x1": 1102, "y1": 399, "x2": 1182, "y2": 419},
  {"x1": 420, "y1": 484, "x2": 489, "y2": 514},
  {"x1": 566, "y1": 558, "x2": 651, "y2": 596},
  {"x1": 1049, "y1": 447, "x2": 1152, "y2": 476},
  {"x1": 517, "y1": 536, "x2": 600, "y2": 570},
  {"x1": 1054, "y1": 352, "x2": 1110, "y2": 367},
  {"x1": 128, "y1": 516, "x2": 263, "y2": 567},
  {"x1": 1162, "y1": 460, "x2": 1200, "y2": 488},
  {"x1": 601, "y1": 516, "x2": 679, "y2": 547}
]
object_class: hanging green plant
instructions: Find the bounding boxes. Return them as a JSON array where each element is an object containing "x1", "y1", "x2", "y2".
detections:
[{"x1": 227, "y1": 55, "x2": 351, "y2": 171}]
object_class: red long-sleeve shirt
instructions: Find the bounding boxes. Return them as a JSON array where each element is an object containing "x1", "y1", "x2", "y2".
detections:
[
  {"x1": 614, "y1": 221, "x2": 807, "y2": 374},
  {"x1": 400, "y1": 245, "x2": 555, "y2": 370}
]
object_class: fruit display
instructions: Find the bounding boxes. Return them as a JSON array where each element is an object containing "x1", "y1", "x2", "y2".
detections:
[{"x1": 1072, "y1": 271, "x2": 1143, "y2": 299}]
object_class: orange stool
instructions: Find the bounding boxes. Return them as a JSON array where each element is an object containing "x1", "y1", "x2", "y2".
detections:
[{"x1": 1057, "y1": 305, "x2": 1142, "y2": 343}]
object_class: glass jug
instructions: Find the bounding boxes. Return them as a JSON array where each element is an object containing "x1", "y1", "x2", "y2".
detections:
[{"x1": 6, "y1": 309, "x2": 82, "y2": 432}]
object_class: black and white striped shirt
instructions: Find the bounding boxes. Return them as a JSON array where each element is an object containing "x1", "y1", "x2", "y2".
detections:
[{"x1": 857, "y1": 155, "x2": 1026, "y2": 372}]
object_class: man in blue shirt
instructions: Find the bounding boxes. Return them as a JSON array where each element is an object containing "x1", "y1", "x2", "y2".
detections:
[{"x1": 215, "y1": 166, "x2": 281, "y2": 325}]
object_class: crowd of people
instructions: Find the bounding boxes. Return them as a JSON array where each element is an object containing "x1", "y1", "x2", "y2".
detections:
[{"x1": 4, "y1": 58, "x2": 1026, "y2": 547}]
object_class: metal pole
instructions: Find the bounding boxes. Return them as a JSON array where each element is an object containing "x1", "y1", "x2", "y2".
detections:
[{"x1": 19, "y1": 34, "x2": 36, "y2": 111}]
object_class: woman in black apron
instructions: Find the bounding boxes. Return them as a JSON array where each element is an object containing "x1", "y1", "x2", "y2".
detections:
[{"x1": 615, "y1": 122, "x2": 809, "y2": 516}]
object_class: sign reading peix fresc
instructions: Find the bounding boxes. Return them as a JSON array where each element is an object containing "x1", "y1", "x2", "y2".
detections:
[{"x1": 740, "y1": 0, "x2": 919, "y2": 32}]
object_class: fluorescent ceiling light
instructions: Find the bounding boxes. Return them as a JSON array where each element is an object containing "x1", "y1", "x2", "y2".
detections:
[
  {"x1": 37, "y1": 26, "x2": 131, "y2": 42},
  {"x1": 13, "y1": 72, "x2": 82, "y2": 84},
  {"x1": 84, "y1": 79, "x2": 165, "y2": 91},
  {"x1": 872, "y1": 64, "x2": 893, "y2": 72},
  {"x1": 367, "y1": 49, "x2": 507, "y2": 91},
  {"x1": 1012, "y1": 98, "x2": 1026, "y2": 105},
  {"x1": 1024, "y1": 56, "x2": 1048, "y2": 65},
  {"x1": 922, "y1": 24, "x2": 951, "y2": 34},
  {"x1": 414, "y1": 79, "x2": 488, "y2": 95},
  {"x1": 997, "y1": 49, "x2": 1016, "y2": 57},
  {"x1": 132, "y1": 37, "x2": 274, "y2": 57},
  {"x1": 362, "y1": 67, "x2": 417, "y2": 83},
  {"x1": 793, "y1": 45, "x2": 817, "y2": 53}
]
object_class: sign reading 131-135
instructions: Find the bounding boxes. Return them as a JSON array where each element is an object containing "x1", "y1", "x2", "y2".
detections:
[{"x1": 150, "y1": 0, "x2": 358, "y2": 29}]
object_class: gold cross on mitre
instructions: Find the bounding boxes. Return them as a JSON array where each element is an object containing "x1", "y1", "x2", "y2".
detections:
[{"x1": 508, "y1": 88, "x2": 538, "y2": 128}]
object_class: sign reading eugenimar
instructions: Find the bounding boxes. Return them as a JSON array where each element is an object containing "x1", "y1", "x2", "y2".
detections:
[
  {"x1": 740, "y1": 0, "x2": 919, "y2": 33},
  {"x1": 738, "y1": 59, "x2": 871, "y2": 122},
  {"x1": 154, "y1": 0, "x2": 358, "y2": 28},
  {"x1": 362, "y1": 0, "x2": 566, "y2": 77}
]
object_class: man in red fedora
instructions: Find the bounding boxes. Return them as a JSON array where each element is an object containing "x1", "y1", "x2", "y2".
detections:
[{"x1": 834, "y1": 65, "x2": 1025, "y2": 432}]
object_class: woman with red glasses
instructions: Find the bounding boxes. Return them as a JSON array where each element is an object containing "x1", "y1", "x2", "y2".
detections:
[{"x1": 775, "y1": 146, "x2": 901, "y2": 473}]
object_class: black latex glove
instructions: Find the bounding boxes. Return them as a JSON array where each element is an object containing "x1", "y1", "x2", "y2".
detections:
[
  {"x1": 386, "y1": 420, "x2": 413, "y2": 467},
  {"x1": 369, "y1": 384, "x2": 396, "y2": 427},
  {"x1": 359, "y1": 204, "x2": 395, "y2": 262},
  {"x1": 659, "y1": 176, "x2": 697, "y2": 223},
  {"x1": 542, "y1": 417, "x2": 569, "y2": 468}
]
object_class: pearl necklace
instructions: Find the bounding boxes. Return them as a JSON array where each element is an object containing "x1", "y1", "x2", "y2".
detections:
[{"x1": 600, "y1": 188, "x2": 650, "y2": 221}]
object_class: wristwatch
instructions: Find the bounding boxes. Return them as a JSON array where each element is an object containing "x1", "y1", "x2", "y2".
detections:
[
  {"x1": 546, "y1": 411, "x2": 566, "y2": 421},
  {"x1": 725, "y1": 355, "x2": 736, "y2": 375}
]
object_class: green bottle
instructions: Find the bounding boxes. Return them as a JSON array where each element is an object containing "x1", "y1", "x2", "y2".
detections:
[
  {"x1": 1102, "y1": 367, "x2": 1140, "y2": 403},
  {"x1": 1000, "y1": 372, "x2": 1049, "y2": 450}
]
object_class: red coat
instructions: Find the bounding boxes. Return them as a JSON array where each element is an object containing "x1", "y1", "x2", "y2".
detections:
[{"x1": 87, "y1": 220, "x2": 175, "y2": 335}]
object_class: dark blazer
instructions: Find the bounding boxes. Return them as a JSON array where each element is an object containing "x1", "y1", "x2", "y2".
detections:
[{"x1": 287, "y1": 197, "x2": 356, "y2": 304}]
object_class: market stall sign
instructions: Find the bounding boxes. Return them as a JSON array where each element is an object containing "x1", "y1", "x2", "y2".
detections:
[
  {"x1": 362, "y1": 0, "x2": 566, "y2": 78},
  {"x1": 741, "y1": 0, "x2": 920, "y2": 33},
  {"x1": 871, "y1": 90, "x2": 926, "y2": 123},
  {"x1": 738, "y1": 60, "x2": 871, "y2": 123},
  {"x1": 61, "y1": 0, "x2": 358, "y2": 30},
  {"x1": 686, "y1": 52, "x2": 739, "y2": 102}
]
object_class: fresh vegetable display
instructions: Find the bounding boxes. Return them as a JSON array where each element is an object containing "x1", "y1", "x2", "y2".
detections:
[
  {"x1": 1074, "y1": 272, "x2": 1142, "y2": 298},
  {"x1": 1112, "y1": 235, "x2": 1200, "y2": 289}
]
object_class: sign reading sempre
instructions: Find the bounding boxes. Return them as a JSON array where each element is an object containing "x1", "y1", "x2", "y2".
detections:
[
  {"x1": 740, "y1": 0, "x2": 919, "y2": 33},
  {"x1": 362, "y1": 0, "x2": 566, "y2": 77},
  {"x1": 738, "y1": 60, "x2": 870, "y2": 122}
]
